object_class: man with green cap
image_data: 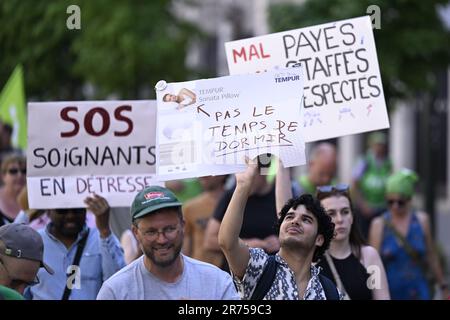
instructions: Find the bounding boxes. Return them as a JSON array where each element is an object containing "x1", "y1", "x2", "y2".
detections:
[
  {"x1": 369, "y1": 169, "x2": 449, "y2": 299},
  {"x1": 97, "y1": 185, "x2": 239, "y2": 300}
]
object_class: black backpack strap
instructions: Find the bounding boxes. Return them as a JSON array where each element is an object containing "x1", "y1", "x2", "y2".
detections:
[
  {"x1": 319, "y1": 274, "x2": 340, "y2": 300},
  {"x1": 250, "y1": 255, "x2": 278, "y2": 300},
  {"x1": 62, "y1": 229, "x2": 90, "y2": 300}
]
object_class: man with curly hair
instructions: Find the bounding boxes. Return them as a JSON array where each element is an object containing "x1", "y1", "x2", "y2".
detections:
[{"x1": 218, "y1": 157, "x2": 338, "y2": 300}]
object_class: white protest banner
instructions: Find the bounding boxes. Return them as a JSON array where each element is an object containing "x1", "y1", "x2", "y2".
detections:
[
  {"x1": 27, "y1": 100, "x2": 161, "y2": 208},
  {"x1": 155, "y1": 67, "x2": 306, "y2": 181},
  {"x1": 225, "y1": 16, "x2": 389, "y2": 142}
]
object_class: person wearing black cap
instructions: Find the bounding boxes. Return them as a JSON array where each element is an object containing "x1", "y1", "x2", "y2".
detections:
[
  {"x1": 0, "y1": 223, "x2": 53, "y2": 299},
  {"x1": 97, "y1": 186, "x2": 239, "y2": 300}
]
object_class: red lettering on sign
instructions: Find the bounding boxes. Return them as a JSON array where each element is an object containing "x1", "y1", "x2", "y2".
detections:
[{"x1": 232, "y1": 43, "x2": 271, "y2": 63}]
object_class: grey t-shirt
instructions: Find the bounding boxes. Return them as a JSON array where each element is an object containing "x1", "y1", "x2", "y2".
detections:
[{"x1": 97, "y1": 255, "x2": 240, "y2": 300}]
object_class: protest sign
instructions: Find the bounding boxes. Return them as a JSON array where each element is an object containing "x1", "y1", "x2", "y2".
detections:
[
  {"x1": 155, "y1": 67, "x2": 306, "y2": 180},
  {"x1": 225, "y1": 16, "x2": 389, "y2": 142},
  {"x1": 27, "y1": 100, "x2": 161, "y2": 208}
]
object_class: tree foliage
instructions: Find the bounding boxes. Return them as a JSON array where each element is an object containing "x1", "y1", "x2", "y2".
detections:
[
  {"x1": 0, "y1": 0, "x2": 201, "y2": 99},
  {"x1": 269, "y1": 0, "x2": 450, "y2": 104}
]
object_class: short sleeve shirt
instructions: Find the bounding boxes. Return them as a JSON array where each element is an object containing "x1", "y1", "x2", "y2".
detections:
[{"x1": 233, "y1": 248, "x2": 328, "y2": 300}]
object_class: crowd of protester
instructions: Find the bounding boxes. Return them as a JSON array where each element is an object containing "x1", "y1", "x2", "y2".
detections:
[{"x1": 0, "y1": 126, "x2": 448, "y2": 300}]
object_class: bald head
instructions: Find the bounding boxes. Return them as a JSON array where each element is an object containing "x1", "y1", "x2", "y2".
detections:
[
  {"x1": 309, "y1": 143, "x2": 336, "y2": 161},
  {"x1": 308, "y1": 143, "x2": 337, "y2": 187}
]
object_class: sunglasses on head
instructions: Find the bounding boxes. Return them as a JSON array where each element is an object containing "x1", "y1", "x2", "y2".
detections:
[
  {"x1": 316, "y1": 184, "x2": 349, "y2": 193},
  {"x1": 387, "y1": 198, "x2": 407, "y2": 207},
  {"x1": 316, "y1": 184, "x2": 350, "y2": 200},
  {"x1": 7, "y1": 168, "x2": 26, "y2": 175}
]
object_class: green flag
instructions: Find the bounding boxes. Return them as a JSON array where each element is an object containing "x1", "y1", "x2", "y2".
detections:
[{"x1": 0, "y1": 65, "x2": 27, "y2": 150}]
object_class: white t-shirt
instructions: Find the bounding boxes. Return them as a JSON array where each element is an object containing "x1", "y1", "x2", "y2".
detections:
[{"x1": 97, "y1": 255, "x2": 240, "y2": 300}]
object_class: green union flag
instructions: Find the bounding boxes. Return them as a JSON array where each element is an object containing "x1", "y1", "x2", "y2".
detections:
[{"x1": 0, "y1": 65, "x2": 27, "y2": 150}]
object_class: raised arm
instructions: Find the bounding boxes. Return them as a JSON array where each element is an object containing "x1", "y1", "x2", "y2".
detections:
[
  {"x1": 84, "y1": 194, "x2": 126, "y2": 278},
  {"x1": 84, "y1": 193, "x2": 111, "y2": 238},
  {"x1": 275, "y1": 158, "x2": 293, "y2": 215},
  {"x1": 218, "y1": 159, "x2": 258, "y2": 279}
]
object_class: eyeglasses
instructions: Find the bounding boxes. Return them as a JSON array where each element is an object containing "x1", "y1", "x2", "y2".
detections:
[
  {"x1": 387, "y1": 199, "x2": 407, "y2": 207},
  {"x1": 140, "y1": 224, "x2": 180, "y2": 241},
  {"x1": 7, "y1": 168, "x2": 26, "y2": 175},
  {"x1": 316, "y1": 184, "x2": 350, "y2": 200}
]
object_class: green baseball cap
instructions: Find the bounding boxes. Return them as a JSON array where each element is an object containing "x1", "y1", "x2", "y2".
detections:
[{"x1": 131, "y1": 186, "x2": 182, "y2": 221}]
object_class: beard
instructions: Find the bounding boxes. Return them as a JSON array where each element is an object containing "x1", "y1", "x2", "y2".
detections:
[
  {"x1": 281, "y1": 235, "x2": 316, "y2": 253},
  {"x1": 143, "y1": 239, "x2": 183, "y2": 268}
]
